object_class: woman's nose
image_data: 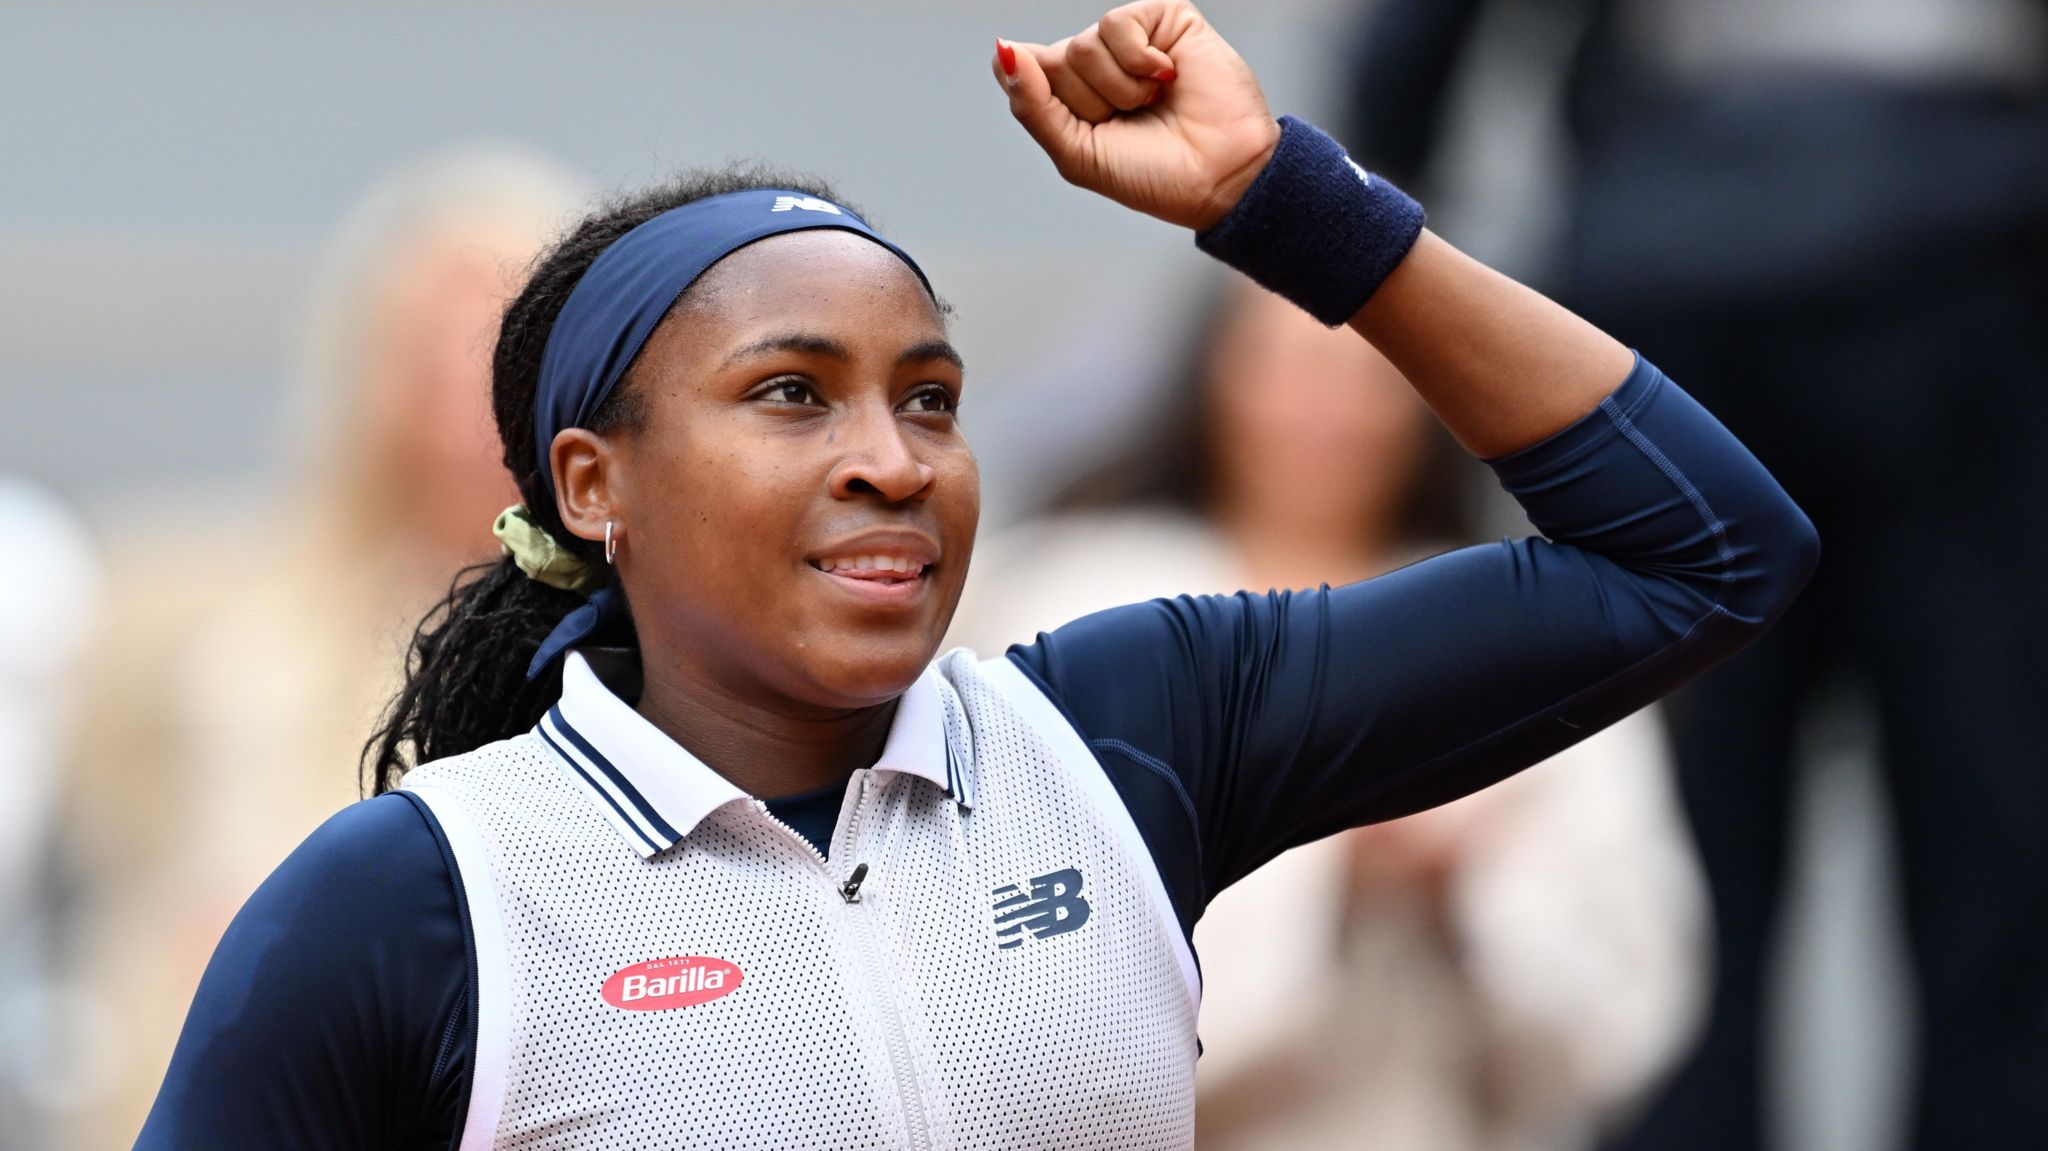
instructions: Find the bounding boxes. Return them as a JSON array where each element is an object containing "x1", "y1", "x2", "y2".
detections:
[{"x1": 827, "y1": 407, "x2": 936, "y2": 502}]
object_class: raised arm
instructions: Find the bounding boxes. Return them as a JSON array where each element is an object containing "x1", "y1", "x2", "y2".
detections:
[{"x1": 991, "y1": 2, "x2": 1819, "y2": 910}]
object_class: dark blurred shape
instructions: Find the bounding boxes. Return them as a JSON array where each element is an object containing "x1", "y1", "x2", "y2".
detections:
[{"x1": 1341, "y1": 2, "x2": 2048, "y2": 1148}]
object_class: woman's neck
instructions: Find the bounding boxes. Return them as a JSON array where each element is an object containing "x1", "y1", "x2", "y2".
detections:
[{"x1": 632, "y1": 656, "x2": 898, "y2": 800}]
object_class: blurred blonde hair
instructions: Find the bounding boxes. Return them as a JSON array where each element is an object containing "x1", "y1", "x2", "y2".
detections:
[{"x1": 286, "y1": 143, "x2": 590, "y2": 475}]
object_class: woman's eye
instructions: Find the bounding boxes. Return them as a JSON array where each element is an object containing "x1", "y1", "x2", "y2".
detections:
[
  {"x1": 760, "y1": 379, "x2": 819, "y2": 405},
  {"x1": 903, "y1": 386, "x2": 957, "y2": 414}
]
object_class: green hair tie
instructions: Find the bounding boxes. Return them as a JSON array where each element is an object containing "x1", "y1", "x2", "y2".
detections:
[{"x1": 493, "y1": 504, "x2": 604, "y2": 596}]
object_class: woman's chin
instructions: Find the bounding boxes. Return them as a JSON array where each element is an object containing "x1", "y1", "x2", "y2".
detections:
[{"x1": 793, "y1": 636, "x2": 942, "y2": 708}]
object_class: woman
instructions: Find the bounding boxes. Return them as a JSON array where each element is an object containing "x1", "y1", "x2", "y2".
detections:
[
  {"x1": 137, "y1": 3, "x2": 1816, "y2": 1147},
  {"x1": 949, "y1": 281, "x2": 1708, "y2": 1150}
]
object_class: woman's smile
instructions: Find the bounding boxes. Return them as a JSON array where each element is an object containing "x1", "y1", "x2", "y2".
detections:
[{"x1": 808, "y1": 529, "x2": 941, "y2": 607}]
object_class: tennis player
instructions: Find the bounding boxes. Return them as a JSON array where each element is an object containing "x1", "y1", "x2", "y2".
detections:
[{"x1": 136, "y1": 3, "x2": 1817, "y2": 1147}]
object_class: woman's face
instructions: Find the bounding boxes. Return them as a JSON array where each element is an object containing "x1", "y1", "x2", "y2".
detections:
[{"x1": 583, "y1": 230, "x2": 978, "y2": 712}]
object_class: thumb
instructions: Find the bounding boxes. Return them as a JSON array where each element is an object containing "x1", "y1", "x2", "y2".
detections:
[{"x1": 993, "y1": 39, "x2": 1090, "y2": 184}]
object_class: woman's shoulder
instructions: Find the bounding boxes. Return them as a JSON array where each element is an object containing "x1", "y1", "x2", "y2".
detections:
[
  {"x1": 204, "y1": 792, "x2": 471, "y2": 975},
  {"x1": 251, "y1": 792, "x2": 464, "y2": 937},
  {"x1": 217, "y1": 790, "x2": 467, "y2": 1032},
  {"x1": 296, "y1": 790, "x2": 450, "y2": 866},
  {"x1": 135, "y1": 791, "x2": 471, "y2": 1147}
]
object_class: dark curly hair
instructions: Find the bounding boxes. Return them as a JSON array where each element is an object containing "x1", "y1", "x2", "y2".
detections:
[{"x1": 361, "y1": 165, "x2": 849, "y2": 795}]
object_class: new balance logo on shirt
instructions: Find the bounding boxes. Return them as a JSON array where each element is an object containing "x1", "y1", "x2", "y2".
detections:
[
  {"x1": 771, "y1": 195, "x2": 842, "y2": 214},
  {"x1": 994, "y1": 868, "x2": 1091, "y2": 949}
]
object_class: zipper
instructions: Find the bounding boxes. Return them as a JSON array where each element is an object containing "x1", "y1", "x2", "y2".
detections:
[
  {"x1": 756, "y1": 773, "x2": 931, "y2": 1149},
  {"x1": 839, "y1": 862, "x2": 869, "y2": 903},
  {"x1": 754, "y1": 800, "x2": 833, "y2": 872},
  {"x1": 841, "y1": 772, "x2": 933, "y2": 1151}
]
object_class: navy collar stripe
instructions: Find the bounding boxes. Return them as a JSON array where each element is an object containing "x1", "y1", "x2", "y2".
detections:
[
  {"x1": 535, "y1": 721, "x2": 663, "y2": 856},
  {"x1": 545, "y1": 707, "x2": 685, "y2": 848},
  {"x1": 945, "y1": 732, "x2": 973, "y2": 810},
  {"x1": 542, "y1": 652, "x2": 959, "y2": 856},
  {"x1": 545, "y1": 706, "x2": 686, "y2": 848}
]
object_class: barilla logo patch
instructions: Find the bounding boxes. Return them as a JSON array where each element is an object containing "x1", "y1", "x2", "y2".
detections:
[{"x1": 601, "y1": 955, "x2": 743, "y2": 1011}]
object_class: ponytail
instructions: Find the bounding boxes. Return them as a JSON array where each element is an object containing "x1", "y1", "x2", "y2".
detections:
[{"x1": 362, "y1": 558, "x2": 582, "y2": 794}]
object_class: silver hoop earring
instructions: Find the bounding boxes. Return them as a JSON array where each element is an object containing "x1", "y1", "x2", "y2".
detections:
[{"x1": 604, "y1": 520, "x2": 618, "y2": 565}]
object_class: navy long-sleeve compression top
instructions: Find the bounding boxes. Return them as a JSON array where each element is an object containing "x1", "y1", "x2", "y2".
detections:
[{"x1": 135, "y1": 355, "x2": 1817, "y2": 1149}]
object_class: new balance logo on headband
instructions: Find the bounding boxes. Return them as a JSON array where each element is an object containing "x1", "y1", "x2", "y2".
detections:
[
  {"x1": 1346, "y1": 156, "x2": 1372, "y2": 186},
  {"x1": 771, "y1": 195, "x2": 843, "y2": 215}
]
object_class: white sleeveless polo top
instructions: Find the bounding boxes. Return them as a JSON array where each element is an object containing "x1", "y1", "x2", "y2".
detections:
[{"x1": 401, "y1": 648, "x2": 1201, "y2": 1150}]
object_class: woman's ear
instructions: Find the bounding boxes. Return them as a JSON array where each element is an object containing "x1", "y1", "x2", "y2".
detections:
[{"x1": 550, "y1": 428, "x2": 622, "y2": 546}]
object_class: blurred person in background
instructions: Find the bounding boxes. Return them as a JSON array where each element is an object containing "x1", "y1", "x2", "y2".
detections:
[
  {"x1": 63, "y1": 145, "x2": 586, "y2": 1146},
  {"x1": 1341, "y1": 1, "x2": 2048, "y2": 1147},
  {"x1": 0, "y1": 480, "x2": 99, "y2": 1150},
  {"x1": 949, "y1": 277, "x2": 1709, "y2": 1150}
]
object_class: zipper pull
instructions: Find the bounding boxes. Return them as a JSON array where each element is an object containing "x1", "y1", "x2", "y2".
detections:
[{"x1": 839, "y1": 862, "x2": 870, "y2": 903}]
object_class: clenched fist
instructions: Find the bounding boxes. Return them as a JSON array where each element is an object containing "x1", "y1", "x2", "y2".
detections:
[{"x1": 993, "y1": 0, "x2": 1281, "y2": 232}]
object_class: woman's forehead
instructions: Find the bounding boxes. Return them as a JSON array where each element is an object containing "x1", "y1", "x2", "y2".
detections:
[{"x1": 687, "y1": 230, "x2": 936, "y2": 317}]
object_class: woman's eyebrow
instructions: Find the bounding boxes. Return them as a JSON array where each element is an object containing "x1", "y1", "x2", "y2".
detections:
[
  {"x1": 717, "y1": 332, "x2": 965, "y2": 372},
  {"x1": 719, "y1": 333, "x2": 849, "y2": 369},
  {"x1": 898, "y1": 339, "x2": 965, "y2": 371}
]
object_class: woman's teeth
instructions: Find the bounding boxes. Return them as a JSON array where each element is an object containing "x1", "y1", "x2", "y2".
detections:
[{"x1": 817, "y1": 555, "x2": 926, "y2": 576}]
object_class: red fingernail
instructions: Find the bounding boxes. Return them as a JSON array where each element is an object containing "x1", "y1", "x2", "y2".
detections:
[
  {"x1": 1154, "y1": 67, "x2": 1177, "y2": 83},
  {"x1": 997, "y1": 39, "x2": 1018, "y2": 77}
]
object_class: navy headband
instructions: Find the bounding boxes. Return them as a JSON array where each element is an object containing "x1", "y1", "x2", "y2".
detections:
[{"x1": 533, "y1": 187, "x2": 932, "y2": 501}]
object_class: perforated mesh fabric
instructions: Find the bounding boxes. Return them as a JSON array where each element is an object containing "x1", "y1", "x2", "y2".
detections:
[{"x1": 403, "y1": 653, "x2": 1197, "y2": 1149}]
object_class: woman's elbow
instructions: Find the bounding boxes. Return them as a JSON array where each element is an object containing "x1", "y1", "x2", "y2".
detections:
[{"x1": 1726, "y1": 497, "x2": 1821, "y2": 634}]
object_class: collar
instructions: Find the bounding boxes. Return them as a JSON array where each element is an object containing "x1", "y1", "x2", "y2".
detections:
[{"x1": 536, "y1": 650, "x2": 964, "y2": 859}]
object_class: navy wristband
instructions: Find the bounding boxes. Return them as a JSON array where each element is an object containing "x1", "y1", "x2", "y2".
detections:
[{"x1": 1194, "y1": 115, "x2": 1425, "y2": 326}]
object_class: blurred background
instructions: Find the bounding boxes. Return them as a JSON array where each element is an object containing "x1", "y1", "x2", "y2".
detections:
[{"x1": 4, "y1": 1, "x2": 2042, "y2": 1149}]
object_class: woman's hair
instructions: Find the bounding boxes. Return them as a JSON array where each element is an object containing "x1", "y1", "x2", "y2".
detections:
[
  {"x1": 1054, "y1": 277, "x2": 1474, "y2": 547},
  {"x1": 361, "y1": 164, "x2": 848, "y2": 796}
]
